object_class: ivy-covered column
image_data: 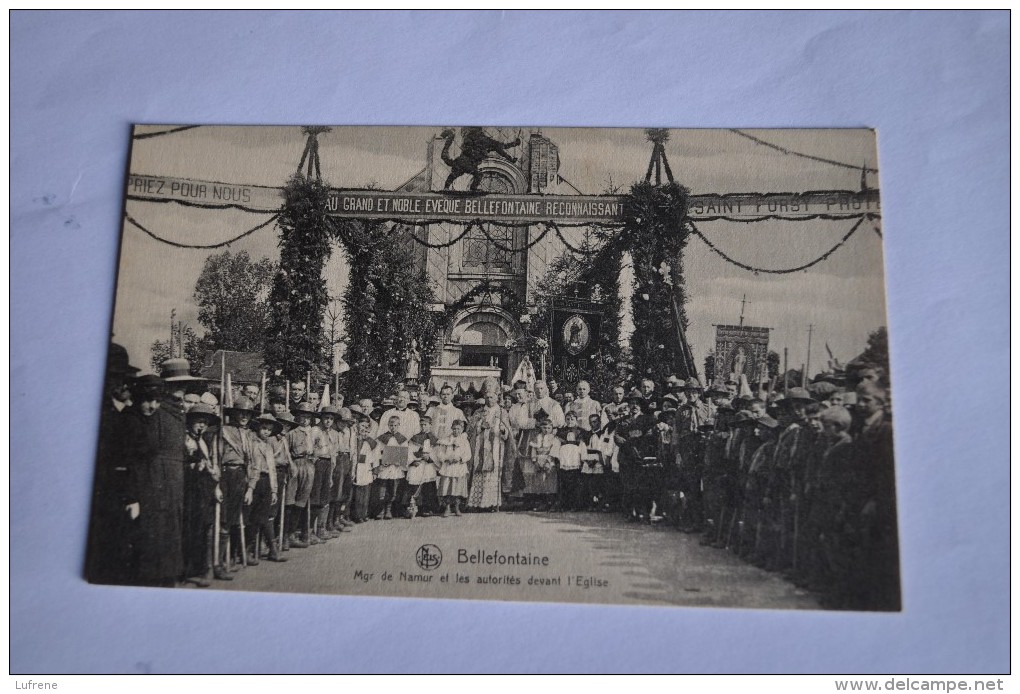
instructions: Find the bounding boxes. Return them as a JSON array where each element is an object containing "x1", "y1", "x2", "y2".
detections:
[
  {"x1": 264, "y1": 174, "x2": 334, "y2": 380},
  {"x1": 623, "y1": 180, "x2": 697, "y2": 383}
]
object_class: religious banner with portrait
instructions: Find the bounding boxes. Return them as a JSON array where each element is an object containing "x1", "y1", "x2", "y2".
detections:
[
  {"x1": 714, "y1": 324, "x2": 770, "y2": 384},
  {"x1": 549, "y1": 297, "x2": 603, "y2": 389}
]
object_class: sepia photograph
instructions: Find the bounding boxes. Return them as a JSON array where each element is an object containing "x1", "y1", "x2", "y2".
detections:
[{"x1": 88, "y1": 124, "x2": 898, "y2": 611}]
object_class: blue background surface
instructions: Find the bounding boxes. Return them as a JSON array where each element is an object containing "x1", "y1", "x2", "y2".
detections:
[{"x1": 10, "y1": 10, "x2": 1009, "y2": 673}]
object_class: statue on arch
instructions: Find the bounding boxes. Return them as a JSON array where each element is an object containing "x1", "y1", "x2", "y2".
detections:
[{"x1": 439, "y1": 127, "x2": 520, "y2": 191}]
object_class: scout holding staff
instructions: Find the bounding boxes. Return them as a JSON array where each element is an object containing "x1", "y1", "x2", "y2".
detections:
[
  {"x1": 285, "y1": 403, "x2": 323, "y2": 547},
  {"x1": 310, "y1": 405, "x2": 340, "y2": 540},
  {"x1": 218, "y1": 396, "x2": 257, "y2": 571},
  {"x1": 325, "y1": 407, "x2": 356, "y2": 534}
]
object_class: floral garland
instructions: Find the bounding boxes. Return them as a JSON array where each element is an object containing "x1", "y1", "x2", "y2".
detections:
[{"x1": 622, "y1": 181, "x2": 696, "y2": 384}]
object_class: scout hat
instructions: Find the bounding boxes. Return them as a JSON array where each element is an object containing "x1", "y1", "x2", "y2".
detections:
[
  {"x1": 707, "y1": 381, "x2": 730, "y2": 397},
  {"x1": 251, "y1": 413, "x2": 284, "y2": 436},
  {"x1": 348, "y1": 404, "x2": 370, "y2": 421},
  {"x1": 626, "y1": 387, "x2": 645, "y2": 402},
  {"x1": 684, "y1": 377, "x2": 703, "y2": 391},
  {"x1": 730, "y1": 411, "x2": 758, "y2": 427},
  {"x1": 782, "y1": 387, "x2": 815, "y2": 404},
  {"x1": 661, "y1": 393, "x2": 679, "y2": 407},
  {"x1": 160, "y1": 358, "x2": 206, "y2": 382},
  {"x1": 731, "y1": 394, "x2": 753, "y2": 410},
  {"x1": 200, "y1": 392, "x2": 219, "y2": 407},
  {"x1": 291, "y1": 401, "x2": 318, "y2": 417},
  {"x1": 226, "y1": 396, "x2": 257, "y2": 415},
  {"x1": 338, "y1": 407, "x2": 354, "y2": 423},
  {"x1": 185, "y1": 403, "x2": 220, "y2": 426},
  {"x1": 276, "y1": 411, "x2": 298, "y2": 431},
  {"x1": 319, "y1": 404, "x2": 341, "y2": 418},
  {"x1": 755, "y1": 414, "x2": 780, "y2": 429}
]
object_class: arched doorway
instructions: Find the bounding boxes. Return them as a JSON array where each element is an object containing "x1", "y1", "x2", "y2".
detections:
[{"x1": 443, "y1": 306, "x2": 523, "y2": 383}]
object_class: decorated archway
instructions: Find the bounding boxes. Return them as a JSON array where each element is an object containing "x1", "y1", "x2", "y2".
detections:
[{"x1": 125, "y1": 125, "x2": 882, "y2": 399}]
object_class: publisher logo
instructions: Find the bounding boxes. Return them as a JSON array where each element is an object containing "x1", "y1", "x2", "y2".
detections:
[{"x1": 415, "y1": 544, "x2": 443, "y2": 571}]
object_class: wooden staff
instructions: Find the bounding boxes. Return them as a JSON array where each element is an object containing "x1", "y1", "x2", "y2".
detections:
[
  {"x1": 260, "y1": 370, "x2": 267, "y2": 414},
  {"x1": 213, "y1": 351, "x2": 225, "y2": 571},
  {"x1": 238, "y1": 510, "x2": 247, "y2": 566},
  {"x1": 278, "y1": 478, "x2": 288, "y2": 548},
  {"x1": 285, "y1": 379, "x2": 290, "y2": 409}
]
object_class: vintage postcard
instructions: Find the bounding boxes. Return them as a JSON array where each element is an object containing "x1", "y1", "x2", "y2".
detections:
[{"x1": 87, "y1": 125, "x2": 897, "y2": 611}]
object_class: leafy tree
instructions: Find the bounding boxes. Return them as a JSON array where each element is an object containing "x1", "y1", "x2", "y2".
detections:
[
  {"x1": 767, "y1": 350, "x2": 781, "y2": 379},
  {"x1": 150, "y1": 323, "x2": 204, "y2": 374},
  {"x1": 860, "y1": 326, "x2": 889, "y2": 368},
  {"x1": 193, "y1": 250, "x2": 276, "y2": 353}
]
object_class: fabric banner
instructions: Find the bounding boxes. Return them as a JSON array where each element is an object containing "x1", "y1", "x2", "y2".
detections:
[{"x1": 550, "y1": 297, "x2": 603, "y2": 387}]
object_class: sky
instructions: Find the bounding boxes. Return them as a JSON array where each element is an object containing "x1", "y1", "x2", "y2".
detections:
[{"x1": 114, "y1": 125, "x2": 886, "y2": 377}]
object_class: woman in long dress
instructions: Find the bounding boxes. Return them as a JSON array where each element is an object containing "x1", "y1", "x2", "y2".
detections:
[{"x1": 467, "y1": 391, "x2": 510, "y2": 510}]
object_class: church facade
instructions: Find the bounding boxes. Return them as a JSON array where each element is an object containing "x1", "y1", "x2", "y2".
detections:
[{"x1": 394, "y1": 128, "x2": 579, "y2": 392}]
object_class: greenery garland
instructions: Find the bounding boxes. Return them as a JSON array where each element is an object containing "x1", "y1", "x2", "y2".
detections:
[
  {"x1": 623, "y1": 180, "x2": 693, "y2": 384},
  {"x1": 264, "y1": 175, "x2": 334, "y2": 380},
  {"x1": 265, "y1": 175, "x2": 439, "y2": 397},
  {"x1": 334, "y1": 220, "x2": 438, "y2": 400}
]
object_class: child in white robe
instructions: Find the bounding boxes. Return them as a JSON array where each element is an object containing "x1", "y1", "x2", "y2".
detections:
[{"x1": 436, "y1": 419, "x2": 471, "y2": 517}]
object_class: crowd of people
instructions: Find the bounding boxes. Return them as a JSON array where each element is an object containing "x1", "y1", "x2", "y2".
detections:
[{"x1": 87, "y1": 343, "x2": 899, "y2": 611}]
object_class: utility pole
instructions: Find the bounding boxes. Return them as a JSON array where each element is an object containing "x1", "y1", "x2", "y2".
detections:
[
  {"x1": 168, "y1": 312, "x2": 176, "y2": 361},
  {"x1": 783, "y1": 347, "x2": 789, "y2": 393},
  {"x1": 805, "y1": 324, "x2": 814, "y2": 387}
]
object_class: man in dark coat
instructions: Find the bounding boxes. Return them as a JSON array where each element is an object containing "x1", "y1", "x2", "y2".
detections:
[
  {"x1": 86, "y1": 342, "x2": 140, "y2": 585},
  {"x1": 841, "y1": 381, "x2": 900, "y2": 611},
  {"x1": 128, "y1": 375, "x2": 187, "y2": 587}
]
